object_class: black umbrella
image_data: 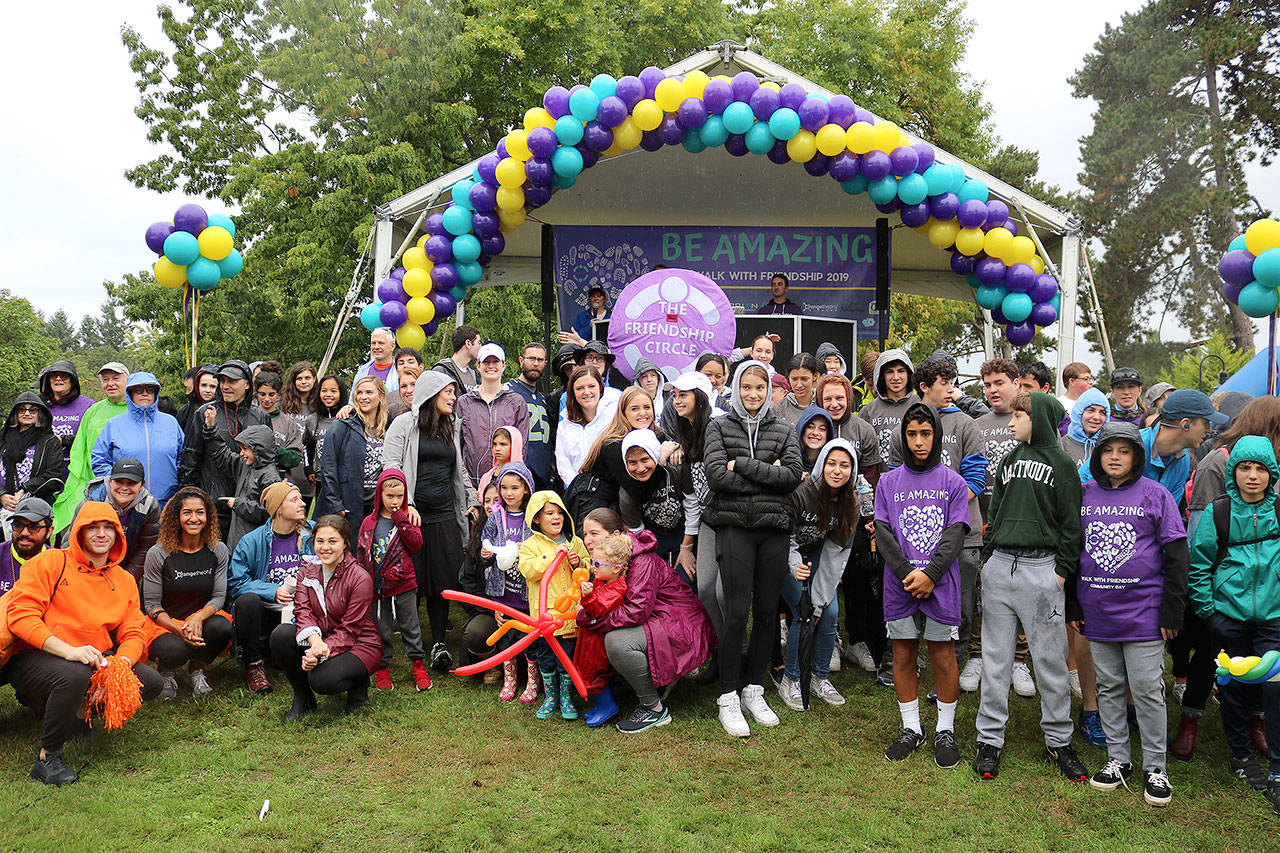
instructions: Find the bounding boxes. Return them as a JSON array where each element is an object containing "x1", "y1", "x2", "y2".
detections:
[{"x1": 796, "y1": 577, "x2": 817, "y2": 710}]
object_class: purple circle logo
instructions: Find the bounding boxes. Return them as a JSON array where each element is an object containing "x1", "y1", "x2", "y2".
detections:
[{"x1": 607, "y1": 268, "x2": 736, "y2": 381}]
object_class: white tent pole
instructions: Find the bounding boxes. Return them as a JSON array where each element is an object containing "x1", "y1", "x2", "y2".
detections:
[
  {"x1": 981, "y1": 309, "x2": 994, "y2": 359},
  {"x1": 317, "y1": 224, "x2": 376, "y2": 378},
  {"x1": 1056, "y1": 230, "x2": 1082, "y2": 395}
]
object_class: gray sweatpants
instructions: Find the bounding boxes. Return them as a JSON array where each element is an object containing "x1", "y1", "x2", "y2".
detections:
[
  {"x1": 605, "y1": 625, "x2": 659, "y2": 708},
  {"x1": 695, "y1": 523, "x2": 724, "y2": 637},
  {"x1": 1091, "y1": 639, "x2": 1167, "y2": 771},
  {"x1": 975, "y1": 550, "x2": 1073, "y2": 749},
  {"x1": 373, "y1": 590, "x2": 425, "y2": 668}
]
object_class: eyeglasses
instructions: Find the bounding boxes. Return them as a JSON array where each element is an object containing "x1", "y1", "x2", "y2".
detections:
[
  {"x1": 584, "y1": 355, "x2": 607, "y2": 364},
  {"x1": 11, "y1": 519, "x2": 49, "y2": 533}
]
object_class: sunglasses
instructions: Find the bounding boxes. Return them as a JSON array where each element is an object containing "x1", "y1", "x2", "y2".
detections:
[
  {"x1": 15, "y1": 406, "x2": 40, "y2": 415},
  {"x1": 590, "y1": 560, "x2": 626, "y2": 571}
]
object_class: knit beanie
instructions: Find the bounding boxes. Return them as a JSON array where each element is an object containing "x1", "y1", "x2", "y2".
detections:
[{"x1": 261, "y1": 481, "x2": 299, "y2": 517}]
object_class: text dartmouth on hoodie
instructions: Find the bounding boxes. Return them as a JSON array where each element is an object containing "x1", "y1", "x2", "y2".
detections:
[{"x1": 857, "y1": 348, "x2": 917, "y2": 470}]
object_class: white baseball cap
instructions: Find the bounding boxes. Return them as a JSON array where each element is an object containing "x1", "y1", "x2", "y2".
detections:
[
  {"x1": 477, "y1": 343, "x2": 506, "y2": 363},
  {"x1": 671, "y1": 370, "x2": 715, "y2": 401}
]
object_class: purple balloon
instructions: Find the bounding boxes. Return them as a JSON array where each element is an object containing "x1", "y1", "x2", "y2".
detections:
[
  {"x1": 144, "y1": 221, "x2": 174, "y2": 254},
  {"x1": 677, "y1": 98, "x2": 708, "y2": 130},
  {"x1": 1004, "y1": 219, "x2": 1019, "y2": 237},
  {"x1": 597, "y1": 96, "x2": 628, "y2": 128},
  {"x1": 379, "y1": 301, "x2": 408, "y2": 328},
  {"x1": 724, "y1": 134, "x2": 749, "y2": 157},
  {"x1": 703, "y1": 79, "x2": 732, "y2": 115},
  {"x1": 976, "y1": 257, "x2": 1007, "y2": 286},
  {"x1": 479, "y1": 234, "x2": 505, "y2": 256},
  {"x1": 524, "y1": 157, "x2": 553, "y2": 186},
  {"x1": 912, "y1": 142, "x2": 935, "y2": 174},
  {"x1": 803, "y1": 154, "x2": 830, "y2": 177},
  {"x1": 527, "y1": 127, "x2": 558, "y2": 158},
  {"x1": 985, "y1": 199, "x2": 1010, "y2": 226},
  {"x1": 424, "y1": 235, "x2": 453, "y2": 264},
  {"x1": 431, "y1": 263, "x2": 459, "y2": 291},
  {"x1": 1223, "y1": 281, "x2": 1244, "y2": 303},
  {"x1": 798, "y1": 97, "x2": 829, "y2": 133},
  {"x1": 767, "y1": 140, "x2": 790, "y2": 165},
  {"x1": 430, "y1": 289, "x2": 457, "y2": 319},
  {"x1": 1219, "y1": 249, "x2": 1257, "y2": 287},
  {"x1": 495, "y1": 138, "x2": 508, "y2": 159},
  {"x1": 615, "y1": 75, "x2": 645, "y2": 109},
  {"x1": 991, "y1": 307, "x2": 1008, "y2": 325},
  {"x1": 476, "y1": 152, "x2": 501, "y2": 185},
  {"x1": 875, "y1": 199, "x2": 902, "y2": 214},
  {"x1": 826, "y1": 95, "x2": 856, "y2": 129},
  {"x1": 173, "y1": 203, "x2": 208, "y2": 235},
  {"x1": 956, "y1": 199, "x2": 988, "y2": 229},
  {"x1": 640, "y1": 129, "x2": 664, "y2": 151},
  {"x1": 468, "y1": 181, "x2": 497, "y2": 212},
  {"x1": 1005, "y1": 263, "x2": 1036, "y2": 293},
  {"x1": 861, "y1": 150, "x2": 891, "y2": 182},
  {"x1": 1028, "y1": 273, "x2": 1059, "y2": 303},
  {"x1": 853, "y1": 106, "x2": 876, "y2": 125},
  {"x1": 950, "y1": 251, "x2": 978, "y2": 276},
  {"x1": 582, "y1": 121, "x2": 614, "y2": 151},
  {"x1": 731, "y1": 71, "x2": 760, "y2": 102},
  {"x1": 929, "y1": 192, "x2": 959, "y2": 222},
  {"x1": 544, "y1": 86, "x2": 571, "y2": 118},
  {"x1": 478, "y1": 253, "x2": 492, "y2": 268},
  {"x1": 829, "y1": 152, "x2": 860, "y2": 182},
  {"x1": 470, "y1": 211, "x2": 500, "y2": 238},
  {"x1": 889, "y1": 145, "x2": 919, "y2": 178},
  {"x1": 1005, "y1": 320, "x2": 1035, "y2": 347},
  {"x1": 390, "y1": 267, "x2": 406, "y2": 281},
  {"x1": 658, "y1": 114, "x2": 685, "y2": 146},
  {"x1": 638, "y1": 67, "x2": 665, "y2": 99},
  {"x1": 778, "y1": 83, "x2": 807, "y2": 111},
  {"x1": 524, "y1": 184, "x2": 552, "y2": 207},
  {"x1": 377, "y1": 277, "x2": 407, "y2": 303},
  {"x1": 576, "y1": 146, "x2": 600, "y2": 169},
  {"x1": 1030, "y1": 302, "x2": 1058, "y2": 326},
  {"x1": 423, "y1": 319, "x2": 439, "y2": 337},
  {"x1": 425, "y1": 212, "x2": 446, "y2": 236},
  {"x1": 900, "y1": 202, "x2": 931, "y2": 228},
  {"x1": 749, "y1": 86, "x2": 779, "y2": 120}
]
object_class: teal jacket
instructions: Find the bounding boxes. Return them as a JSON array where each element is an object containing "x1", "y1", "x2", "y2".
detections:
[
  {"x1": 1188, "y1": 436, "x2": 1280, "y2": 624},
  {"x1": 228, "y1": 520, "x2": 315, "y2": 603}
]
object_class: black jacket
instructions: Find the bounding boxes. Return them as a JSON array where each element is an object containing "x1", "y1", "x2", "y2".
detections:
[
  {"x1": 178, "y1": 386, "x2": 270, "y2": 500},
  {"x1": 1, "y1": 392, "x2": 63, "y2": 500}
]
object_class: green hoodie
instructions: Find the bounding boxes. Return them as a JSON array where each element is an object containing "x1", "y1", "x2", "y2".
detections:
[
  {"x1": 1188, "y1": 435, "x2": 1280, "y2": 624},
  {"x1": 980, "y1": 392, "x2": 1082, "y2": 579}
]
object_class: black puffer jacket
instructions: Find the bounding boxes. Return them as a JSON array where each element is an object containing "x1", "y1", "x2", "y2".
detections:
[
  {"x1": 178, "y1": 360, "x2": 271, "y2": 500},
  {"x1": 703, "y1": 361, "x2": 803, "y2": 531}
]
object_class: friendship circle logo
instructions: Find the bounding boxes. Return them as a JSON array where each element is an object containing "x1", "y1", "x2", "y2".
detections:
[{"x1": 608, "y1": 268, "x2": 737, "y2": 381}]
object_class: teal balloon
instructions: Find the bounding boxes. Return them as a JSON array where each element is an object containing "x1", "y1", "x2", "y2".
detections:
[
  {"x1": 965, "y1": 274, "x2": 981, "y2": 289},
  {"x1": 896, "y1": 173, "x2": 928, "y2": 205},
  {"x1": 958, "y1": 178, "x2": 989, "y2": 204},
  {"x1": 452, "y1": 234, "x2": 482, "y2": 263},
  {"x1": 947, "y1": 164, "x2": 966, "y2": 195},
  {"x1": 552, "y1": 173, "x2": 578, "y2": 189},
  {"x1": 450, "y1": 285, "x2": 468, "y2": 302},
  {"x1": 1229, "y1": 234, "x2": 1248, "y2": 252},
  {"x1": 923, "y1": 164, "x2": 951, "y2": 197},
  {"x1": 1001, "y1": 291, "x2": 1034, "y2": 323},
  {"x1": 840, "y1": 175, "x2": 869, "y2": 195},
  {"x1": 589, "y1": 74, "x2": 617, "y2": 100},
  {"x1": 217, "y1": 248, "x2": 243, "y2": 278},
  {"x1": 767, "y1": 107, "x2": 800, "y2": 140},
  {"x1": 722, "y1": 102, "x2": 754, "y2": 135},
  {"x1": 163, "y1": 231, "x2": 200, "y2": 266},
  {"x1": 744, "y1": 122, "x2": 775, "y2": 155},
  {"x1": 569, "y1": 88, "x2": 600, "y2": 123},
  {"x1": 868, "y1": 176, "x2": 899, "y2": 205},
  {"x1": 455, "y1": 260, "x2": 483, "y2": 285},
  {"x1": 186, "y1": 256, "x2": 221, "y2": 291},
  {"x1": 451, "y1": 179, "x2": 476, "y2": 211},
  {"x1": 698, "y1": 116, "x2": 729, "y2": 148},
  {"x1": 1238, "y1": 281, "x2": 1280, "y2": 318},
  {"x1": 361, "y1": 303, "x2": 384, "y2": 331},
  {"x1": 207, "y1": 213, "x2": 236, "y2": 237},
  {"x1": 442, "y1": 205, "x2": 473, "y2": 236},
  {"x1": 1252, "y1": 248, "x2": 1280, "y2": 288},
  {"x1": 682, "y1": 135, "x2": 707, "y2": 154},
  {"x1": 554, "y1": 115, "x2": 584, "y2": 146},
  {"x1": 975, "y1": 284, "x2": 1007, "y2": 310},
  {"x1": 551, "y1": 145, "x2": 583, "y2": 177},
  {"x1": 1050, "y1": 293, "x2": 1061, "y2": 313}
]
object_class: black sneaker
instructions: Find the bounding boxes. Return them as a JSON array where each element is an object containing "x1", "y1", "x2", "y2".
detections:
[
  {"x1": 875, "y1": 662, "x2": 895, "y2": 688},
  {"x1": 1229, "y1": 754, "x2": 1269, "y2": 792},
  {"x1": 30, "y1": 751, "x2": 77, "y2": 786},
  {"x1": 615, "y1": 704, "x2": 672, "y2": 734},
  {"x1": 885, "y1": 728, "x2": 926, "y2": 761},
  {"x1": 1143, "y1": 769, "x2": 1172, "y2": 807},
  {"x1": 430, "y1": 642, "x2": 453, "y2": 672},
  {"x1": 1045, "y1": 744, "x2": 1089, "y2": 782},
  {"x1": 974, "y1": 742, "x2": 1002, "y2": 779},
  {"x1": 1266, "y1": 777, "x2": 1280, "y2": 816},
  {"x1": 934, "y1": 730, "x2": 960, "y2": 768},
  {"x1": 1089, "y1": 758, "x2": 1134, "y2": 791}
]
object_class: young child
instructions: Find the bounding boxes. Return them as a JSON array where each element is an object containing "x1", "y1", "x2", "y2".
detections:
[
  {"x1": 1070, "y1": 423, "x2": 1187, "y2": 807},
  {"x1": 975, "y1": 392, "x2": 1086, "y2": 782},
  {"x1": 477, "y1": 426, "x2": 523, "y2": 499},
  {"x1": 357, "y1": 469, "x2": 431, "y2": 692},
  {"x1": 573, "y1": 532, "x2": 631, "y2": 724},
  {"x1": 874, "y1": 404, "x2": 970, "y2": 767},
  {"x1": 203, "y1": 416, "x2": 282, "y2": 550},
  {"x1": 518, "y1": 490, "x2": 589, "y2": 720},
  {"x1": 1188, "y1": 435, "x2": 1280, "y2": 812},
  {"x1": 480, "y1": 462, "x2": 538, "y2": 703}
]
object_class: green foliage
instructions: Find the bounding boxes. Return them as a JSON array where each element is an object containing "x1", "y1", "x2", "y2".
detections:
[
  {"x1": 0, "y1": 291, "x2": 58, "y2": 406},
  {"x1": 1158, "y1": 330, "x2": 1253, "y2": 392}
]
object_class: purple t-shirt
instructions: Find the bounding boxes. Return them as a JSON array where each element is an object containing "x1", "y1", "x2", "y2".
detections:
[
  {"x1": 48, "y1": 396, "x2": 94, "y2": 446},
  {"x1": 1078, "y1": 476, "x2": 1186, "y2": 642},
  {"x1": 267, "y1": 531, "x2": 302, "y2": 587},
  {"x1": 494, "y1": 509, "x2": 530, "y2": 611},
  {"x1": 874, "y1": 463, "x2": 970, "y2": 625},
  {"x1": 367, "y1": 362, "x2": 394, "y2": 384}
]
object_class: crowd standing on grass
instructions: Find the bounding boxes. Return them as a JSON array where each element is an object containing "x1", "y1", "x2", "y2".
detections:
[{"x1": 1, "y1": 319, "x2": 1279, "y2": 821}]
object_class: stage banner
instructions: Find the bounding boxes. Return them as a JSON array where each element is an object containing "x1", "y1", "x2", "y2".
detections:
[
  {"x1": 606, "y1": 268, "x2": 736, "y2": 381},
  {"x1": 553, "y1": 225, "x2": 878, "y2": 327}
]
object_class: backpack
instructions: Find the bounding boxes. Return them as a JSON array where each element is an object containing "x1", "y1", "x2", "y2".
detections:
[{"x1": 1208, "y1": 494, "x2": 1280, "y2": 572}]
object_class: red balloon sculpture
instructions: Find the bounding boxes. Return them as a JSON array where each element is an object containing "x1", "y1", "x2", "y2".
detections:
[{"x1": 442, "y1": 549, "x2": 591, "y2": 699}]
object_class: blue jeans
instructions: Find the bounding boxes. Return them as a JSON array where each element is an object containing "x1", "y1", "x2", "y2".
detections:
[
  {"x1": 1208, "y1": 613, "x2": 1280, "y2": 773},
  {"x1": 781, "y1": 572, "x2": 839, "y2": 680}
]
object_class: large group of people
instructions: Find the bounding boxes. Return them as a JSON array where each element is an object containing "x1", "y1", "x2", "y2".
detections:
[{"x1": 0, "y1": 327, "x2": 1276, "y2": 823}]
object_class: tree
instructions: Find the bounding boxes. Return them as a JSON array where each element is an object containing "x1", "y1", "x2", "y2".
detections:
[
  {"x1": 42, "y1": 309, "x2": 78, "y2": 352},
  {"x1": 1158, "y1": 330, "x2": 1252, "y2": 391},
  {"x1": 79, "y1": 293, "x2": 133, "y2": 350},
  {"x1": 0, "y1": 291, "x2": 58, "y2": 407}
]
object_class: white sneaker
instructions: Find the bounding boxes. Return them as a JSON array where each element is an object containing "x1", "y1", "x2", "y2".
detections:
[
  {"x1": 959, "y1": 658, "x2": 982, "y2": 693},
  {"x1": 779, "y1": 619, "x2": 788, "y2": 648},
  {"x1": 1173, "y1": 682, "x2": 1187, "y2": 704},
  {"x1": 1068, "y1": 669, "x2": 1082, "y2": 700},
  {"x1": 829, "y1": 645, "x2": 842, "y2": 672},
  {"x1": 159, "y1": 671, "x2": 178, "y2": 702},
  {"x1": 849, "y1": 641, "x2": 877, "y2": 672},
  {"x1": 717, "y1": 691, "x2": 750, "y2": 737},
  {"x1": 811, "y1": 676, "x2": 846, "y2": 706},
  {"x1": 778, "y1": 675, "x2": 806, "y2": 711},
  {"x1": 741, "y1": 684, "x2": 780, "y2": 727},
  {"x1": 1012, "y1": 661, "x2": 1037, "y2": 697},
  {"x1": 190, "y1": 669, "x2": 213, "y2": 697}
]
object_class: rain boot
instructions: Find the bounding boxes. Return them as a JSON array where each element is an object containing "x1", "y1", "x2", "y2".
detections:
[
  {"x1": 559, "y1": 672, "x2": 579, "y2": 721},
  {"x1": 518, "y1": 657, "x2": 539, "y2": 704},
  {"x1": 1250, "y1": 713, "x2": 1269, "y2": 755},
  {"x1": 584, "y1": 684, "x2": 619, "y2": 727},
  {"x1": 1170, "y1": 713, "x2": 1199, "y2": 761},
  {"x1": 536, "y1": 670, "x2": 557, "y2": 720},
  {"x1": 499, "y1": 659, "x2": 518, "y2": 702}
]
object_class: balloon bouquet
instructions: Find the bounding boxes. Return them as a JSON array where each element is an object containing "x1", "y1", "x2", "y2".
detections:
[
  {"x1": 364, "y1": 67, "x2": 1059, "y2": 348},
  {"x1": 1216, "y1": 649, "x2": 1280, "y2": 686},
  {"x1": 145, "y1": 203, "x2": 243, "y2": 368},
  {"x1": 1217, "y1": 218, "x2": 1280, "y2": 319}
]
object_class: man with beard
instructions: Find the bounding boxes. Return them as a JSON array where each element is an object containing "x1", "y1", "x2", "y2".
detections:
[
  {"x1": 0, "y1": 497, "x2": 53, "y2": 597},
  {"x1": 506, "y1": 342, "x2": 554, "y2": 490}
]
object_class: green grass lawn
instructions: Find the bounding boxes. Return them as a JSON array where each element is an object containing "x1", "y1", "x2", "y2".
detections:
[{"x1": 1, "y1": 645, "x2": 1277, "y2": 852}]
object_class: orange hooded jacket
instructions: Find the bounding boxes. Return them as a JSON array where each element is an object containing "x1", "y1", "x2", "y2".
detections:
[{"x1": 5, "y1": 501, "x2": 148, "y2": 663}]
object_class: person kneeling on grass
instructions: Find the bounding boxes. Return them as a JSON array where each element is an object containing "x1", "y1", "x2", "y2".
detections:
[
  {"x1": 1069, "y1": 423, "x2": 1187, "y2": 807},
  {"x1": 270, "y1": 514, "x2": 381, "y2": 721},
  {"x1": 874, "y1": 404, "x2": 969, "y2": 768}
]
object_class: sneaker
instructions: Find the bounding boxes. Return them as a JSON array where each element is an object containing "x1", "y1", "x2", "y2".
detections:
[
  {"x1": 810, "y1": 676, "x2": 846, "y2": 707},
  {"x1": 848, "y1": 641, "x2": 877, "y2": 672},
  {"x1": 1078, "y1": 710, "x2": 1107, "y2": 748},
  {"x1": 1229, "y1": 754, "x2": 1269, "y2": 792},
  {"x1": 740, "y1": 684, "x2": 780, "y2": 727},
  {"x1": 1143, "y1": 769, "x2": 1172, "y2": 807},
  {"x1": 30, "y1": 751, "x2": 77, "y2": 786},
  {"x1": 1089, "y1": 758, "x2": 1134, "y2": 792},
  {"x1": 159, "y1": 670, "x2": 178, "y2": 701},
  {"x1": 829, "y1": 645, "x2": 842, "y2": 672},
  {"x1": 974, "y1": 742, "x2": 1002, "y2": 779},
  {"x1": 1012, "y1": 662, "x2": 1036, "y2": 698},
  {"x1": 875, "y1": 662, "x2": 895, "y2": 688},
  {"x1": 1068, "y1": 669, "x2": 1082, "y2": 700},
  {"x1": 779, "y1": 618, "x2": 788, "y2": 648},
  {"x1": 934, "y1": 730, "x2": 960, "y2": 768},
  {"x1": 615, "y1": 704, "x2": 672, "y2": 734},
  {"x1": 374, "y1": 668, "x2": 394, "y2": 690},
  {"x1": 1172, "y1": 681, "x2": 1187, "y2": 704},
  {"x1": 1266, "y1": 777, "x2": 1280, "y2": 817},
  {"x1": 1044, "y1": 744, "x2": 1089, "y2": 782},
  {"x1": 245, "y1": 661, "x2": 272, "y2": 694},
  {"x1": 717, "y1": 691, "x2": 750, "y2": 738},
  {"x1": 190, "y1": 669, "x2": 213, "y2": 697},
  {"x1": 430, "y1": 642, "x2": 453, "y2": 672},
  {"x1": 885, "y1": 728, "x2": 926, "y2": 762},
  {"x1": 777, "y1": 675, "x2": 805, "y2": 711},
  {"x1": 959, "y1": 657, "x2": 983, "y2": 693},
  {"x1": 411, "y1": 659, "x2": 433, "y2": 691}
]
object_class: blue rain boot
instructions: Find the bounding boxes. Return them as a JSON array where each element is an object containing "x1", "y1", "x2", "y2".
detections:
[
  {"x1": 559, "y1": 673, "x2": 579, "y2": 721},
  {"x1": 584, "y1": 684, "x2": 619, "y2": 728},
  {"x1": 536, "y1": 670, "x2": 558, "y2": 720}
]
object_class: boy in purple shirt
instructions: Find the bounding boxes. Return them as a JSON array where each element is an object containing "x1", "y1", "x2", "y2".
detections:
[
  {"x1": 1069, "y1": 422, "x2": 1187, "y2": 807},
  {"x1": 874, "y1": 403, "x2": 970, "y2": 768}
]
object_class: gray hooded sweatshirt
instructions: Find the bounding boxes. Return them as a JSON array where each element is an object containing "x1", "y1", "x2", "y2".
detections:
[{"x1": 857, "y1": 348, "x2": 917, "y2": 469}]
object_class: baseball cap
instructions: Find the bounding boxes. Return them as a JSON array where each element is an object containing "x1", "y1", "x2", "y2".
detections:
[
  {"x1": 1142, "y1": 382, "x2": 1174, "y2": 408},
  {"x1": 216, "y1": 360, "x2": 252, "y2": 382},
  {"x1": 109, "y1": 458, "x2": 146, "y2": 482},
  {"x1": 477, "y1": 343, "x2": 506, "y2": 363},
  {"x1": 1110, "y1": 367, "x2": 1142, "y2": 387},
  {"x1": 12, "y1": 496, "x2": 53, "y2": 523},
  {"x1": 98, "y1": 362, "x2": 129, "y2": 376},
  {"x1": 1161, "y1": 388, "x2": 1229, "y2": 426},
  {"x1": 671, "y1": 370, "x2": 715, "y2": 401}
]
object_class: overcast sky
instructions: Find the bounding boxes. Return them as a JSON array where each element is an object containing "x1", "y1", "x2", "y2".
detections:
[{"x1": 2, "y1": 0, "x2": 1275, "y2": 356}]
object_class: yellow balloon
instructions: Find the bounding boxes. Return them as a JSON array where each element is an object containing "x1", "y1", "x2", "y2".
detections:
[
  {"x1": 815, "y1": 124, "x2": 846, "y2": 157},
  {"x1": 1009, "y1": 235, "x2": 1036, "y2": 265},
  {"x1": 654, "y1": 78, "x2": 684, "y2": 112},
  {"x1": 523, "y1": 107, "x2": 556, "y2": 131},
  {"x1": 915, "y1": 217, "x2": 936, "y2": 235},
  {"x1": 154, "y1": 257, "x2": 186, "y2": 288},
  {"x1": 1028, "y1": 254, "x2": 1045, "y2": 275},
  {"x1": 1229, "y1": 655, "x2": 1262, "y2": 677},
  {"x1": 402, "y1": 246, "x2": 429, "y2": 271},
  {"x1": 197, "y1": 225, "x2": 234, "y2": 261},
  {"x1": 505, "y1": 130, "x2": 532, "y2": 161},
  {"x1": 761, "y1": 81, "x2": 781, "y2": 92},
  {"x1": 897, "y1": 130, "x2": 911, "y2": 149},
  {"x1": 713, "y1": 74, "x2": 732, "y2": 83},
  {"x1": 495, "y1": 186, "x2": 525, "y2": 212},
  {"x1": 631, "y1": 99, "x2": 663, "y2": 132},
  {"x1": 845, "y1": 122, "x2": 875, "y2": 155},
  {"x1": 602, "y1": 139, "x2": 622, "y2": 158},
  {"x1": 683, "y1": 70, "x2": 710, "y2": 100},
  {"x1": 1245, "y1": 218, "x2": 1280, "y2": 255},
  {"x1": 872, "y1": 121, "x2": 901, "y2": 153},
  {"x1": 395, "y1": 323, "x2": 427, "y2": 350},
  {"x1": 495, "y1": 157, "x2": 526, "y2": 188},
  {"x1": 498, "y1": 207, "x2": 526, "y2": 233},
  {"x1": 614, "y1": 117, "x2": 642, "y2": 150},
  {"x1": 406, "y1": 295, "x2": 436, "y2": 325},
  {"x1": 417, "y1": 234, "x2": 428, "y2": 251},
  {"x1": 786, "y1": 130, "x2": 817, "y2": 163},
  {"x1": 955, "y1": 227, "x2": 985, "y2": 256},
  {"x1": 928, "y1": 220, "x2": 961, "y2": 249},
  {"x1": 983, "y1": 227, "x2": 1015, "y2": 262},
  {"x1": 402, "y1": 267, "x2": 432, "y2": 298}
]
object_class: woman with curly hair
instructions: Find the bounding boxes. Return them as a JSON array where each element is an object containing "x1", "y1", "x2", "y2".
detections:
[{"x1": 142, "y1": 486, "x2": 233, "y2": 699}]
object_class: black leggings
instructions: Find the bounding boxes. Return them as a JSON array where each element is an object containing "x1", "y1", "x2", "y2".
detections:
[
  {"x1": 268, "y1": 623, "x2": 370, "y2": 697},
  {"x1": 149, "y1": 615, "x2": 233, "y2": 670},
  {"x1": 233, "y1": 593, "x2": 283, "y2": 664},
  {"x1": 842, "y1": 534, "x2": 887, "y2": 664},
  {"x1": 416, "y1": 519, "x2": 463, "y2": 645},
  {"x1": 6, "y1": 650, "x2": 164, "y2": 752},
  {"x1": 1172, "y1": 612, "x2": 1219, "y2": 714},
  {"x1": 716, "y1": 525, "x2": 789, "y2": 694}
]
